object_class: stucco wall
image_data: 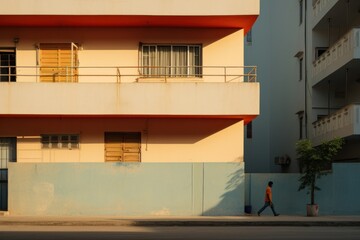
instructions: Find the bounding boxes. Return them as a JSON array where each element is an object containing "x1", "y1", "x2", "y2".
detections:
[
  {"x1": 8, "y1": 162, "x2": 244, "y2": 216},
  {"x1": 0, "y1": 117, "x2": 244, "y2": 163},
  {"x1": 0, "y1": 27, "x2": 244, "y2": 83},
  {"x1": 247, "y1": 163, "x2": 360, "y2": 215}
]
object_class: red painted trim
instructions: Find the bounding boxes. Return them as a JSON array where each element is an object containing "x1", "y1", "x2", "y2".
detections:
[{"x1": 0, "y1": 15, "x2": 258, "y2": 34}]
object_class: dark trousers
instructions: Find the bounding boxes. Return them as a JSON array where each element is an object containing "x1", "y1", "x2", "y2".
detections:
[{"x1": 258, "y1": 201, "x2": 278, "y2": 215}]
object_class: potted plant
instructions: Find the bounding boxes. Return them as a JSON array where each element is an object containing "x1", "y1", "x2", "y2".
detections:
[{"x1": 296, "y1": 138, "x2": 343, "y2": 216}]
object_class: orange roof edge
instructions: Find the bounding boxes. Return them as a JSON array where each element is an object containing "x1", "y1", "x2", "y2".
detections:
[{"x1": 0, "y1": 15, "x2": 258, "y2": 34}]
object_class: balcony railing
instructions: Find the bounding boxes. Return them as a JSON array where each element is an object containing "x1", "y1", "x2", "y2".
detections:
[
  {"x1": 0, "y1": 66, "x2": 257, "y2": 83},
  {"x1": 312, "y1": 27, "x2": 360, "y2": 86},
  {"x1": 312, "y1": 103, "x2": 360, "y2": 146}
]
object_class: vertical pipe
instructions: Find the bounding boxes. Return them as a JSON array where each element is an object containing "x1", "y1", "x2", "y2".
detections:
[
  {"x1": 328, "y1": 18, "x2": 331, "y2": 46},
  {"x1": 328, "y1": 80, "x2": 331, "y2": 116},
  {"x1": 304, "y1": 0, "x2": 308, "y2": 138},
  {"x1": 347, "y1": 0, "x2": 350, "y2": 30},
  {"x1": 345, "y1": 68, "x2": 349, "y2": 104}
]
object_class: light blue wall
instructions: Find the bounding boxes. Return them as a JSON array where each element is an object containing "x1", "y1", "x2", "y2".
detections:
[
  {"x1": 8, "y1": 162, "x2": 244, "y2": 216},
  {"x1": 247, "y1": 163, "x2": 360, "y2": 216},
  {"x1": 8, "y1": 162, "x2": 360, "y2": 216}
]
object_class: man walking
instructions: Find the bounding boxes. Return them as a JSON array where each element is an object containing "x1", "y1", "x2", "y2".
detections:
[{"x1": 257, "y1": 181, "x2": 280, "y2": 216}]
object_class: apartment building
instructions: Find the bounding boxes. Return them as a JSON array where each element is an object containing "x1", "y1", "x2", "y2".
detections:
[
  {"x1": 245, "y1": 0, "x2": 360, "y2": 173},
  {"x1": 0, "y1": 0, "x2": 259, "y2": 215}
]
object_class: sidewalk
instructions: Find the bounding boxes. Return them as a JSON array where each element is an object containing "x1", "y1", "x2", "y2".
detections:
[{"x1": 1, "y1": 215, "x2": 360, "y2": 227}]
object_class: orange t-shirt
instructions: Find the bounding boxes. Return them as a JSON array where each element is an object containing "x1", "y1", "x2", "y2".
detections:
[{"x1": 264, "y1": 186, "x2": 272, "y2": 202}]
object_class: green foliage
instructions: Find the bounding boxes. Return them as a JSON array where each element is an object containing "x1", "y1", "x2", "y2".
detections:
[{"x1": 296, "y1": 138, "x2": 343, "y2": 205}]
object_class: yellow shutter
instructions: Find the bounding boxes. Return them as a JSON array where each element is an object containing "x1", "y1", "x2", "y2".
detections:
[
  {"x1": 105, "y1": 132, "x2": 141, "y2": 162},
  {"x1": 40, "y1": 43, "x2": 78, "y2": 82}
]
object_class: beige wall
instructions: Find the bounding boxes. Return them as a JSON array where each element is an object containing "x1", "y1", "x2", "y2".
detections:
[
  {"x1": 0, "y1": 27, "x2": 244, "y2": 83},
  {"x1": 0, "y1": 0, "x2": 259, "y2": 16},
  {"x1": 1, "y1": 117, "x2": 243, "y2": 163}
]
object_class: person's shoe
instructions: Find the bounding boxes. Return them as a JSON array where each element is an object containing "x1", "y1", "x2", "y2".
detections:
[
  {"x1": 274, "y1": 214, "x2": 280, "y2": 216},
  {"x1": 257, "y1": 212, "x2": 260, "y2": 216}
]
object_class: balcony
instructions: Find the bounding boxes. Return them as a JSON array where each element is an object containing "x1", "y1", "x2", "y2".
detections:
[
  {"x1": 0, "y1": 66, "x2": 259, "y2": 122},
  {"x1": 312, "y1": 28, "x2": 360, "y2": 86},
  {"x1": 312, "y1": 0, "x2": 339, "y2": 28},
  {"x1": 312, "y1": 103, "x2": 360, "y2": 146}
]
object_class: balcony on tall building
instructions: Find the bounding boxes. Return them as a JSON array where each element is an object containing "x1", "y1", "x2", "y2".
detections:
[
  {"x1": 312, "y1": 103, "x2": 360, "y2": 146},
  {"x1": 312, "y1": 0, "x2": 339, "y2": 28},
  {"x1": 0, "y1": 66, "x2": 259, "y2": 122},
  {"x1": 312, "y1": 28, "x2": 360, "y2": 86}
]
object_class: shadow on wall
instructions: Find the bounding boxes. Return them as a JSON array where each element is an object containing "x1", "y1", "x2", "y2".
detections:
[{"x1": 202, "y1": 165, "x2": 244, "y2": 216}]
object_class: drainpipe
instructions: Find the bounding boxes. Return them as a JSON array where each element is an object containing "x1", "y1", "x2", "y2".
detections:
[
  {"x1": 347, "y1": 0, "x2": 350, "y2": 30},
  {"x1": 304, "y1": 0, "x2": 308, "y2": 138},
  {"x1": 345, "y1": 68, "x2": 349, "y2": 104},
  {"x1": 328, "y1": 80, "x2": 331, "y2": 116},
  {"x1": 328, "y1": 18, "x2": 331, "y2": 46}
]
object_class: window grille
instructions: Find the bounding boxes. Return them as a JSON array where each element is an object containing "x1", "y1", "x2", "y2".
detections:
[{"x1": 41, "y1": 134, "x2": 79, "y2": 149}]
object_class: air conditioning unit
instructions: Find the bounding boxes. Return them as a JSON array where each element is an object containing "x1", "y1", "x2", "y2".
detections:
[{"x1": 274, "y1": 155, "x2": 291, "y2": 165}]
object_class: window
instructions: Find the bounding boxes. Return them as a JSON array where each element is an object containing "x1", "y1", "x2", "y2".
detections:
[
  {"x1": 141, "y1": 44, "x2": 202, "y2": 77},
  {"x1": 41, "y1": 134, "x2": 79, "y2": 149},
  {"x1": 299, "y1": 0, "x2": 303, "y2": 25},
  {"x1": 296, "y1": 111, "x2": 304, "y2": 140},
  {"x1": 294, "y1": 51, "x2": 304, "y2": 81},
  {"x1": 246, "y1": 122, "x2": 253, "y2": 139},
  {"x1": 246, "y1": 29, "x2": 253, "y2": 45},
  {"x1": 39, "y1": 43, "x2": 78, "y2": 82},
  {"x1": 299, "y1": 57, "x2": 303, "y2": 81},
  {"x1": 105, "y1": 132, "x2": 141, "y2": 162},
  {"x1": 0, "y1": 48, "x2": 16, "y2": 82}
]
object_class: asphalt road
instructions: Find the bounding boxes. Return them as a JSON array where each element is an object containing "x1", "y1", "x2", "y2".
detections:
[{"x1": 1, "y1": 226, "x2": 360, "y2": 240}]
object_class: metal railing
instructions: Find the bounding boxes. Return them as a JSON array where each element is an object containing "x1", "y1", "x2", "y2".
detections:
[{"x1": 0, "y1": 66, "x2": 257, "y2": 83}]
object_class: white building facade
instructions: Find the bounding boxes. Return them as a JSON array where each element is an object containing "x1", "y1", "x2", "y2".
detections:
[{"x1": 245, "y1": 0, "x2": 360, "y2": 173}]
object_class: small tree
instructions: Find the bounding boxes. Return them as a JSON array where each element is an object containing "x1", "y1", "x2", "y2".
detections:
[{"x1": 296, "y1": 138, "x2": 343, "y2": 205}]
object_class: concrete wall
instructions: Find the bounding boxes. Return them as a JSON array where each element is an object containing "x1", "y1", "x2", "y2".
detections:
[
  {"x1": 247, "y1": 163, "x2": 360, "y2": 215},
  {"x1": 8, "y1": 162, "x2": 244, "y2": 216},
  {"x1": 8, "y1": 162, "x2": 359, "y2": 216}
]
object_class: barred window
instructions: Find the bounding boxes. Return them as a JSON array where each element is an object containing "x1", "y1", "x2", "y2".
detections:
[{"x1": 41, "y1": 134, "x2": 79, "y2": 149}]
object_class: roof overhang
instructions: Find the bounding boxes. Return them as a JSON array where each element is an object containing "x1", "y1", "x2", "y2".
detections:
[{"x1": 0, "y1": 15, "x2": 258, "y2": 34}]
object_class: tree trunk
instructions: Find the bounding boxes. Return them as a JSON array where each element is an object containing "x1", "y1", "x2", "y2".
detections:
[{"x1": 311, "y1": 181, "x2": 315, "y2": 205}]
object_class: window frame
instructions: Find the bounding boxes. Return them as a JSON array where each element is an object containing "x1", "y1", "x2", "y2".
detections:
[
  {"x1": 140, "y1": 43, "x2": 203, "y2": 78},
  {"x1": 0, "y1": 48, "x2": 16, "y2": 82},
  {"x1": 299, "y1": 0, "x2": 303, "y2": 25},
  {"x1": 41, "y1": 134, "x2": 79, "y2": 149},
  {"x1": 104, "y1": 132, "x2": 141, "y2": 162}
]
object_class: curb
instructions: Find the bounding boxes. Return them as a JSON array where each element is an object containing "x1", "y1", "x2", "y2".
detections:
[{"x1": 0, "y1": 220, "x2": 360, "y2": 227}]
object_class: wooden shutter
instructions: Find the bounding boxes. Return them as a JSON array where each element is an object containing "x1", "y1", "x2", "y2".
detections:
[
  {"x1": 40, "y1": 43, "x2": 78, "y2": 82},
  {"x1": 105, "y1": 132, "x2": 141, "y2": 162}
]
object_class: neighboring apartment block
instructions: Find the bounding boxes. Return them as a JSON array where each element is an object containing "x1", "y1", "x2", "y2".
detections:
[
  {"x1": 0, "y1": 0, "x2": 259, "y2": 215},
  {"x1": 245, "y1": 0, "x2": 360, "y2": 173}
]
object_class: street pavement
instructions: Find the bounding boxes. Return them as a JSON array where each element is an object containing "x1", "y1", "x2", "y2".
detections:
[{"x1": 1, "y1": 215, "x2": 360, "y2": 227}]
